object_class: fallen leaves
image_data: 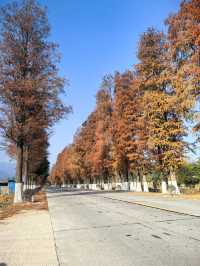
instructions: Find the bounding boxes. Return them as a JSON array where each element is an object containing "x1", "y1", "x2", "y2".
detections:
[{"x1": 0, "y1": 191, "x2": 48, "y2": 220}]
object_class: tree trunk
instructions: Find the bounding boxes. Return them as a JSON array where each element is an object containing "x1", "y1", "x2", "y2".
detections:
[
  {"x1": 161, "y1": 176, "x2": 168, "y2": 193},
  {"x1": 169, "y1": 170, "x2": 180, "y2": 194},
  {"x1": 92, "y1": 177, "x2": 97, "y2": 190},
  {"x1": 136, "y1": 172, "x2": 142, "y2": 192},
  {"x1": 130, "y1": 179, "x2": 136, "y2": 191},
  {"x1": 14, "y1": 144, "x2": 23, "y2": 203},
  {"x1": 142, "y1": 175, "x2": 149, "y2": 192},
  {"x1": 23, "y1": 146, "x2": 29, "y2": 191}
]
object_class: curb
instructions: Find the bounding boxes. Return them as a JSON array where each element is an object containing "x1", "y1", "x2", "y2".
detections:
[
  {"x1": 47, "y1": 194, "x2": 61, "y2": 266},
  {"x1": 102, "y1": 195, "x2": 200, "y2": 218}
]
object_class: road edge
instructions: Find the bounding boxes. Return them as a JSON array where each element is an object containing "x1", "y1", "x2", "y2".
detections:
[{"x1": 102, "y1": 195, "x2": 200, "y2": 218}]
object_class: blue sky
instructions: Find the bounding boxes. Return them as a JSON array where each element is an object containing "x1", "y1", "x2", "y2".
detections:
[{"x1": 0, "y1": 0, "x2": 183, "y2": 166}]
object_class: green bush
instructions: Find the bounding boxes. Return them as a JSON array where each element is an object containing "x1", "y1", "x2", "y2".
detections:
[{"x1": 177, "y1": 160, "x2": 200, "y2": 187}]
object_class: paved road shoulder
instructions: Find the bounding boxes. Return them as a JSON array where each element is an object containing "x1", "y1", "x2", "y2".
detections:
[
  {"x1": 0, "y1": 208, "x2": 58, "y2": 266},
  {"x1": 99, "y1": 192, "x2": 200, "y2": 217}
]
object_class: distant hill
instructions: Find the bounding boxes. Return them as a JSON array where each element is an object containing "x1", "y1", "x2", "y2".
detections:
[{"x1": 0, "y1": 162, "x2": 15, "y2": 179}]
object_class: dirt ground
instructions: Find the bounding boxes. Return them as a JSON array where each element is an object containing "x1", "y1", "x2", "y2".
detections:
[{"x1": 0, "y1": 191, "x2": 48, "y2": 220}]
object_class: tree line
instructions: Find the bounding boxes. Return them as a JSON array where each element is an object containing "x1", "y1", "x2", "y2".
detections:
[
  {"x1": 0, "y1": 0, "x2": 70, "y2": 202},
  {"x1": 50, "y1": 0, "x2": 200, "y2": 193}
]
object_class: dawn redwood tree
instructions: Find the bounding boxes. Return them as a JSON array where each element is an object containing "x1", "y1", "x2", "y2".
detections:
[
  {"x1": 90, "y1": 79, "x2": 113, "y2": 186},
  {"x1": 50, "y1": 147, "x2": 68, "y2": 186},
  {"x1": 51, "y1": 114, "x2": 98, "y2": 187},
  {"x1": 64, "y1": 145, "x2": 81, "y2": 185},
  {"x1": 50, "y1": 77, "x2": 114, "y2": 188},
  {"x1": 136, "y1": 28, "x2": 186, "y2": 193},
  {"x1": 113, "y1": 72, "x2": 149, "y2": 191},
  {"x1": 112, "y1": 72, "x2": 131, "y2": 183},
  {"x1": 166, "y1": 0, "x2": 200, "y2": 133},
  {"x1": 143, "y1": 91, "x2": 186, "y2": 192},
  {"x1": 51, "y1": 145, "x2": 76, "y2": 185},
  {"x1": 50, "y1": 0, "x2": 197, "y2": 194},
  {"x1": 75, "y1": 111, "x2": 98, "y2": 185},
  {"x1": 51, "y1": 111, "x2": 98, "y2": 187},
  {"x1": 25, "y1": 128, "x2": 49, "y2": 186},
  {"x1": 5, "y1": 127, "x2": 49, "y2": 187},
  {"x1": 0, "y1": 0, "x2": 70, "y2": 202},
  {"x1": 49, "y1": 163, "x2": 62, "y2": 186},
  {"x1": 125, "y1": 74, "x2": 150, "y2": 191}
]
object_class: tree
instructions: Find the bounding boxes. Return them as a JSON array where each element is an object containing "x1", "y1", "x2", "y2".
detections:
[
  {"x1": 113, "y1": 71, "x2": 149, "y2": 191},
  {"x1": 50, "y1": 1, "x2": 199, "y2": 194},
  {"x1": 136, "y1": 28, "x2": 186, "y2": 193},
  {"x1": 176, "y1": 160, "x2": 200, "y2": 187},
  {"x1": 25, "y1": 128, "x2": 49, "y2": 185},
  {"x1": 49, "y1": 77, "x2": 114, "y2": 189},
  {"x1": 0, "y1": 0, "x2": 70, "y2": 202},
  {"x1": 50, "y1": 111, "x2": 99, "y2": 187},
  {"x1": 4, "y1": 127, "x2": 49, "y2": 187},
  {"x1": 112, "y1": 72, "x2": 131, "y2": 183},
  {"x1": 89, "y1": 77, "x2": 113, "y2": 186},
  {"x1": 73, "y1": 111, "x2": 98, "y2": 184},
  {"x1": 166, "y1": 0, "x2": 200, "y2": 132}
]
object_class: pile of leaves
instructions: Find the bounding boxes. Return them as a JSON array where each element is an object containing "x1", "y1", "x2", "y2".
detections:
[
  {"x1": 0, "y1": 194, "x2": 13, "y2": 209},
  {"x1": 0, "y1": 191, "x2": 48, "y2": 220}
]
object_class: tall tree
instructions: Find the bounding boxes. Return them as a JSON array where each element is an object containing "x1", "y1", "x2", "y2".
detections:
[
  {"x1": 112, "y1": 72, "x2": 131, "y2": 183},
  {"x1": 0, "y1": 0, "x2": 70, "y2": 202},
  {"x1": 113, "y1": 72, "x2": 149, "y2": 191},
  {"x1": 90, "y1": 81, "x2": 113, "y2": 186},
  {"x1": 74, "y1": 111, "x2": 98, "y2": 184},
  {"x1": 136, "y1": 28, "x2": 186, "y2": 193},
  {"x1": 166, "y1": 0, "x2": 200, "y2": 132}
]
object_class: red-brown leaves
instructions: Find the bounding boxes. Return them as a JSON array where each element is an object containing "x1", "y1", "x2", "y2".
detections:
[
  {"x1": 50, "y1": 1, "x2": 199, "y2": 185},
  {"x1": 0, "y1": 0, "x2": 70, "y2": 185}
]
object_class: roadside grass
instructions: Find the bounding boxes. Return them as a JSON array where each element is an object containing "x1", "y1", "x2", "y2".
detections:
[
  {"x1": 179, "y1": 193, "x2": 200, "y2": 200},
  {"x1": 128, "y1": 191, "x2": 200, "y2": 200},
  {"x1": 0, "y1": 190, "x2": 48, "y2": 220}
]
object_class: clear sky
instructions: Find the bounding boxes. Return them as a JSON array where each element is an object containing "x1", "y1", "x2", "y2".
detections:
[{"x1": 0, "y1": 0, "x2": 182, "y2": 166}]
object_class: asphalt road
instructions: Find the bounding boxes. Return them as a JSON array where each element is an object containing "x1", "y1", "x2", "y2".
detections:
[{"x1": 47, "y1": 190, "x2": 200, "y2": 266}]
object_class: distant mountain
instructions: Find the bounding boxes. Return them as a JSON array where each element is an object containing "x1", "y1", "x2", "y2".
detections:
[{"x1": 0, "y1": 162, "x2": 15, "y2": 179}]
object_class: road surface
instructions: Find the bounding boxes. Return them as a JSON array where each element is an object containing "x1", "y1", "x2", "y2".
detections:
[{"x1": 47, "y1": 190, "x2": 200, "y2": 266}]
